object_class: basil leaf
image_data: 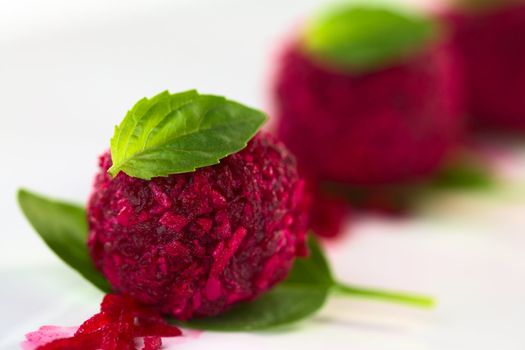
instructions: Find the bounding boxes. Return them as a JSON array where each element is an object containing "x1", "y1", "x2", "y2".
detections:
[
  {"x1": 17, "y1": 189, "x2": 433, "y2": 330},
  {"x1": 304, "y1": 6, "x2": 439, "y2": 73},
  {"x1": 17, "y1": 189, "x2": 110, "y2": 293},
  {"x1": 430, "y1": 156, "x2": 495, "y2": 190},
  {"x1": 17, "y1": 190, "x2": 332, "y2": 329},
  {"x1": 109, "y1": 90, "x2": 267, "y2": 180},
  {"x1": 181, "y1": 236, "x2": 333, "y2": 331}
]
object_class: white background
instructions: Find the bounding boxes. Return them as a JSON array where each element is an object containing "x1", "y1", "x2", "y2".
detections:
[{"x1": 1, "y1": 0, "x2": 525, "y2": 349}]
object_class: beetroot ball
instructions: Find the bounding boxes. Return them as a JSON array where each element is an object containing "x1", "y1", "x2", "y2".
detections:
[
  {"x1": 87, "y1": 132, "x2": 308, "y2": 320},
  {"x1": 273, "y1": 10, "x2": 465, "y2": 186},
  {"x1": 444, "y1": 1, "x2": 525, "y2": 132}
]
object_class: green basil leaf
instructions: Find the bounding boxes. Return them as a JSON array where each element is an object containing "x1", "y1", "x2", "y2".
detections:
[
  {"x1": 17, "y1": 188, "x2": 433, "y2": 329},
  {"x1": 109, "y1": 90, "x2": 267, "y2": 180},
  {"x1": 430, "y1": 155, "x2": 495, "y2": 190},
  {"x1": 17, "y1": 189, "x2": 110, "y2": 293},
  {"x1": 303, "y1": 6, "x2": 439, "y2": 73},
  {"x1": 17, "y1": 190, "x2": 333, "y2": 329},
  {"x1": 181, "y1": 235, "x2": 333, "y2": 331}
]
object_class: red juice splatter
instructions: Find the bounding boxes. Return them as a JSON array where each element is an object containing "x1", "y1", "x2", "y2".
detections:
[
  {"x1": 22, "y1": 326, "x2": 77, "y2": 350},
  {"x1": 22, "y1": 294, "x2": 182, "y2": 350}
]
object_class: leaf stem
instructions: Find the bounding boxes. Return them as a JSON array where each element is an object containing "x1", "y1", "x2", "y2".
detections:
[{"x1": 333, "y1": 282, "x2": 435, "y2": 308}]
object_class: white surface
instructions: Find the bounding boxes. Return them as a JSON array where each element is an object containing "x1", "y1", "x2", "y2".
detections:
[{"x1": 1, "y1": 0, "x2": 524, "y2": 349}]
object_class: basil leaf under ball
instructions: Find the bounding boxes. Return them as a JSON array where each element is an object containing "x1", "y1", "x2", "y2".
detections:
[
  {"x1": 17, "y1": 189, "x2": 111, "y2": 293},
  {"x1": 17, "y1": 189, "x2": 434, "y2": 331}
]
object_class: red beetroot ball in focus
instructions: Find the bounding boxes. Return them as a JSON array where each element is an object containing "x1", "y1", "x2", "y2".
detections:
[
  {"x1": 87, "y1": 132, "x2": 309, "y2": 320},
  {"x1": 444, "y1": 2, "x2": 525, "y2": 132},
  {"x1": 274, "y1": 35, "x2": 464, "y2": 186}
]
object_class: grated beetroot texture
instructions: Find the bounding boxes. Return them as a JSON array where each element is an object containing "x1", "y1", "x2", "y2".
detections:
[
  {"x1": 87, "y1": 132, "x2": 309, "y2": 320},
  {"x1": 444, "y1": 2, "x2": 525, "y2": 132},
  {"x1": 273, "y1": 41, "x2": 465, "y2": 186},
  {"x1": 33, "y1": 294, "x2": 181, "y2": 350}
]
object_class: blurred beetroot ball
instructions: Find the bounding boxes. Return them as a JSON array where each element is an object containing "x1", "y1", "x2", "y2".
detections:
[
  {"x1": 445, "y1": 1, "x2": 525, "y2": 132},
  {"x1": 273, "y1": 8, "x2": 465, "y2": 186},
  {"x1": 87, "y1": 133, "x2": 309, "y2": 320}
]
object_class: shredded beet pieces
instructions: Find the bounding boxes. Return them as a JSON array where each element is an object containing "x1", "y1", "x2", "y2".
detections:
[{"x1": 35, "y1": 294, "x2": 181, "y2": 350}]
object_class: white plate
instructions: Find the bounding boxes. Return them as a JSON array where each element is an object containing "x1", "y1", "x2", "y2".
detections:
[{"x1": 1, "y1": 0, "x2": 525, "y2": 349}]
